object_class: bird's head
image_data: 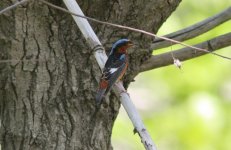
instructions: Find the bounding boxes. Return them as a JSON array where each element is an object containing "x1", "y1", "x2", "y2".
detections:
[{"x1": 110, "y1": 39, "x2": 133, "y2": 55}]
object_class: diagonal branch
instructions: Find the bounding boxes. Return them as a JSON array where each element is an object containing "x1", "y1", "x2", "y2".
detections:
[
  {"x1": 61, "y1": 0, "x2": 157, "y2": 150},
  {"x1": 151, "y1": 7, "x2": 231, "y2": 50},
  {"x1": 140, "y1": 32, "x2": 231, "y2": 72},
  {"x1": 0, "y1": 0, "x2": 29, "y2": 15}
]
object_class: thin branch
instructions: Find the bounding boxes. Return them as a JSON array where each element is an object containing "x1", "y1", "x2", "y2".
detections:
[
  {"x1": 39, "y1": 0, "x2": 231, "y2": 61},
  {"x1": 140, "y1": 32, "x2": 231, "y2": 72},
  {"x1": 62, "y1": 0, "x2": 157, "y2": 150},
  {"x1": 151, "y1": 7, "x2": 231, "y2": 50},
  {"x1": 0, "y1": 0, "x2": 29, "y2": 15}
]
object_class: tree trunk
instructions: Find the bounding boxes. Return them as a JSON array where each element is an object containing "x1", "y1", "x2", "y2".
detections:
[{"x1": 0, "y1": 0, "x2": 180, "y2": 149}]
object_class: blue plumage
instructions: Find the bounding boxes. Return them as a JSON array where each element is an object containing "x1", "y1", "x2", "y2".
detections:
[
  {"x1": 119, "y1": 54, "x2": 126, "y2": 61},
  {"x1": 109, "y1": 39, "x2": 130, "y2": 55}
]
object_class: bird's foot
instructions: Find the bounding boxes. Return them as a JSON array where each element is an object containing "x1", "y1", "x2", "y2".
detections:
[
  {"x1": 119, "y1": 90, "x2": 130, "y2": 97},
  {"x1": 115, "y1": 82, "x2": 130, "y2": 96}
]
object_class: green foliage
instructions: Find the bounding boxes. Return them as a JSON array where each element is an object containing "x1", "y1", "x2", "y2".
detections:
[{"x1": 112, "y1": 1, "x2": 231, "y2": 150}]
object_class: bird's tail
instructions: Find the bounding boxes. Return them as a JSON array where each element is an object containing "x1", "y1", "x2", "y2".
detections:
[{"x1": 95, "y1": 88, "x2": 106, "y2": 106}]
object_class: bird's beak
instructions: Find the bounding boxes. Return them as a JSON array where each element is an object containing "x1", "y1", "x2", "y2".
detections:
[{"x1": 127, "y1": 42, "x2": 133, "y2": 47}]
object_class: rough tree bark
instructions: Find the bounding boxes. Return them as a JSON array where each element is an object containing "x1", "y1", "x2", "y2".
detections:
[{"x1": 0, "y1": 0, "x2": 181, "y2": 149}]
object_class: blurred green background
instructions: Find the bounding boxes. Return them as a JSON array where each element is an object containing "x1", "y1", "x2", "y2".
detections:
[{"x1": 112, "y1": 0, "x2": 231, "y2": 150}]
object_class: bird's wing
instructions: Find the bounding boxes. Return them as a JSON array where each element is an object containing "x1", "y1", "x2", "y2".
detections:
[{"x1": 103, "y1": 56, "x2": 127, "y2": 95}]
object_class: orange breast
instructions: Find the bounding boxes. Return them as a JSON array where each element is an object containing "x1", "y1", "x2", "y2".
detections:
[{"x1": 117, "y1": 61, "x2": 128, "y2": 81}]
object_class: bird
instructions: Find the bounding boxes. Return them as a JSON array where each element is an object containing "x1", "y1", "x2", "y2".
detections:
[{"x1": 95, "y1": 39, "x2": 133, "y2": 105}]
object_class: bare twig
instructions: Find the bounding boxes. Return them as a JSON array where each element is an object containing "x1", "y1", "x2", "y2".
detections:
[
  {"x1": 0, "y1": 0, "x2": 29, "y2": 15},
  {"x1": 140, "y1": 32, "x2": 231, "y2": 72},
  {"x1": 39, "y1": 0, "x2": 231, "y2": 61},
  {"x1": 62, "y1": 0, "x2": 157, "y2": 150},
  {"x1": 152, "y1": 7, "x2": 231, "y2": 50}
]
